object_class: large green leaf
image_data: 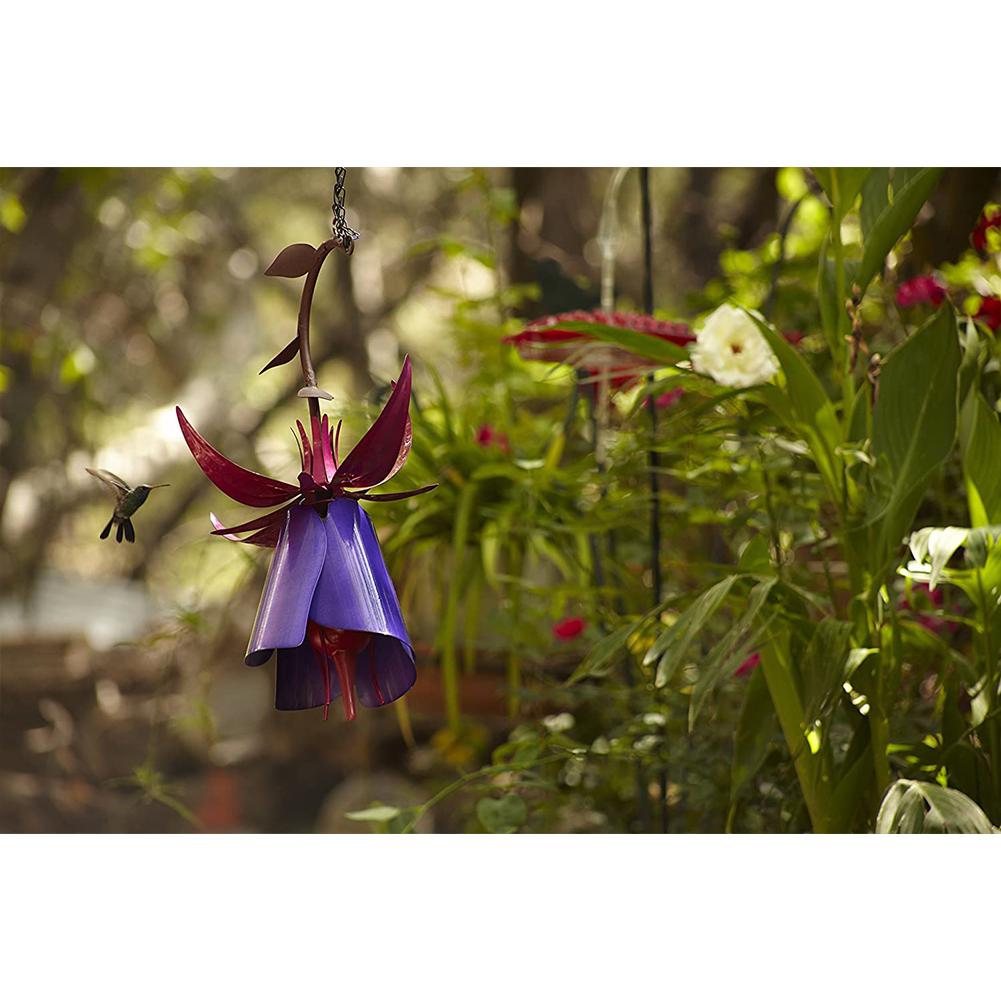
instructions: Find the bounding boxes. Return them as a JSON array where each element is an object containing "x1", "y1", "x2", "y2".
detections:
[
  {"x1": 812, "y1": 167, "x2": 871, "y2": 222},
  {"x1": 801, "y1": 619, "x2": 855, "y2": 725},
  {"x1": 857, "y1": 167, "x2": 944, "y2": 294},
  {"x1": 747, "y1": 310, "x2": 843, "y2": 499},
  {"x1": 875, "y1": 779, "x2": 995, "y2": 833},
  {"x1": 870, "y1": 307, "x2": 960, "y2": 567},
  {"x1": 960, "y1": 392, "x2": 1001, "y2": 527},
  {"x1": 730, "y1": 665, "x2": 777, "y2": 801}
]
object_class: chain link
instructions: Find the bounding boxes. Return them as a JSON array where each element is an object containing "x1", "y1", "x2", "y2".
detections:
[{"x1": 331, "y1": 167, "x2": 360, "y2": 252}]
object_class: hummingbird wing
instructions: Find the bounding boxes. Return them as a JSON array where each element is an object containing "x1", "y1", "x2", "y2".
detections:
[{"x1": 86, "y1": 467, "x2": 131, "y2": 502}]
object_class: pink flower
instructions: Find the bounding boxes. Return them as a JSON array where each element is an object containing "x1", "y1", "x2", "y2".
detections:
[
  {"x1": 734, "y1": 652, "x2": 761, "y2": 679},
  {"x1": 474, "y1": 424, "x2": 510, "y2": 452},
  {"x1": 975, "y1": 296, "x2": 1001, "y2": 332},
  {"x1": 552, "y1": 616, "x2": 586, "y2": 641},
  {"x1": 900, "y1": 583, "x2": 959, "y2": 636},
  {"x1": 972, "y1": 208, "x2": 1001, "y2": 255},
  {"x1": 896, "y1": 275, "x2": 947, "y2": 309}
]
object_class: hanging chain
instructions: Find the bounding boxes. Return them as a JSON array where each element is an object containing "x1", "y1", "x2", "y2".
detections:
[{"x1": 331, "y1": 167, "x2": 360, "y2": 253}]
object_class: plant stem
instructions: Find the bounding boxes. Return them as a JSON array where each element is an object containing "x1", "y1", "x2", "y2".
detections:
[
  {"x1": 297, "y1": 238, "x2": 338, "y2": 423},
  {"x1": 640, "y1": 166, "x2": 668, "y2": 832},
  {"x1": 975, "y1": 568, "x2": 1001, "y2": 813}
]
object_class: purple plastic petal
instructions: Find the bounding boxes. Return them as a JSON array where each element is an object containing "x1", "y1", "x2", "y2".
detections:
[
  {"x1": 177, "y1": 407, "x2": 300, "y2": 508},
  {"x1": 354, "y1": 637, "x2": 417, "y2": 708},
  {"x1": 308, "y1": 497, "x2": 414, "y2": 656},
  {"x1": 275, "y1": 642, "x2": 341, "y2": 711},
  {"x1": 245, "y1": 506, "x2": 327, "y2": 666},
  {"x1": 332, "y1": 356, "x2": 413, "y2": 489}
]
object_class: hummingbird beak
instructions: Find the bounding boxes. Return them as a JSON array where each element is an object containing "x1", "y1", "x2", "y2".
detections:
[{"x1": 150, "y1": 483, "x2": 171, "y2": 490}]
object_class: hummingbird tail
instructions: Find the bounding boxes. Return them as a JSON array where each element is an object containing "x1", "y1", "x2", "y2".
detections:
[
  {"x1": 123, "y1": 519, "x2": 135, "y2": 544},
  {"x1": 101, "y1": 517, "x2": 115, "y2": 540},
  {"x1": 115, "y1": 522, "x2": 125, "y2": 544}
]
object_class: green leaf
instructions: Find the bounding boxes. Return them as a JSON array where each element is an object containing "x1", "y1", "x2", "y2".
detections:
[
  {"x1": 961, "y1": 393, "x2": 1001, "y2": 527},
  {"x1": 812, "y1": 167, "x2": 871, "y2": 222},
  {"x1": 870, "y1": 307, "x2": 960, "y2": 567},
  {"x1": 746, "y1": 310, "x2": 843, "y2": 499},
  {"x1": 644, "y1": 575, "x2": 740, "y2": 686},
  {"x1": 690, "y1": 578, "x2": 776, "y2": 725},
  {"x1": 476, "y1": 794, "x2": 527, "y2": 833},
  {"x1": 857, "y1": 167, "x2": 944, "y2": 294},
  {"x1": 730, "y1": 655, "x2": 777, "y2": 800},
  {"x1": 547, "y1": 321, "x2": 689, "y2": 365},
  {"x1": 568, "y1": 619, "x2": 637, "y2": 684},
  {"x1": 875, "y1": 780, "x2": 995, "y2": 834},
  {"x1": 800, "y1": 619, "x2": 855, "y2": 725}
]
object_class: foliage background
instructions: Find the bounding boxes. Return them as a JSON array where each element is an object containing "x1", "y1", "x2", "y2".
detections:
[{"x1": 1, "y1": 166, "x2": 998, "y2": 833}]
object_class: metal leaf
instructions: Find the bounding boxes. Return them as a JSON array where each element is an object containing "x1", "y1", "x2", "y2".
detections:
[
  {"x1": 259, "y1": 337, "x2": 300, "y2": 375},
  {"x1": 265, "y1": 243, "x2": 317, "y2": 278}
]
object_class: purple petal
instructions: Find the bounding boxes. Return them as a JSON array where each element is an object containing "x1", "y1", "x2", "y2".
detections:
[
  {"x1": 308, "y1": 498, "x2": 413, "y2": 654},
  {"x1": 275, "y1": 642, "x2": 340, "y2": 711},
  {"x1": 177, "y1": 407, "x2": 300, "y2": 508},
  {"x1": 245, "y1": 506, "x2": 327, "y2": 666},
  {"x1": 354, "y1": 637, "x2": 417, "y2": 708},
  {"x1": 332, "y1": 356, "x2": 413, "y2": 489}
]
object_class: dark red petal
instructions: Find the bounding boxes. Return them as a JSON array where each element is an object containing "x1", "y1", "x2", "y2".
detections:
[
  {"x1": 259, "y1": 337, "x2": 300, "y2": 375},
  {"x1": 332, "y1": 356, "x2": 413, "y2": 489},
  {"x1": 333, "y1": 419, "x2": 343, "y2": 466},
  {"x1": 210, "y1": 501, "x2": 299, "y2": 537},
  {"x1": 176, "y1": 407, "x2": 300, "y2": 508},
  {"x1": 310, "y1": 414, "x2": 327, "y2": 484},
  {"x1": 295, "y1": 420, "x2": 312, "y2": 475},
  {"x1": 319, "y1": 414, "x2": 336, "y2": 482},
  {"x1": 209, "y1": 512, "x2": 282, "y2": 548},
  {"x1": 355, "y1": 483, "x2": 438, "y2": 502}
]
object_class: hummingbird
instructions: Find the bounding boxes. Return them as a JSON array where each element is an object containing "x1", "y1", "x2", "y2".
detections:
[{"x1": 86, "y1": 468, "x2": 169, "y2": 544}]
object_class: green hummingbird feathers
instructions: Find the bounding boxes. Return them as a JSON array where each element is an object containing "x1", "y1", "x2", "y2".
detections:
[{"x1": 86, "y1": 467, "x2": 169, "y2": 544}]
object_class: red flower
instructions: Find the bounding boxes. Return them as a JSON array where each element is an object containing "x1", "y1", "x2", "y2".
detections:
[
  {"x1": 975, "y1": 296, "x2": 1001, "y2": 332},
  {"x1": 896, "y1": 275, "x2": 947, "y2": 309},
  {"x1": 505, "y1": 310, "x2": 693, "y2": 393},
  {"x1": 643, "y1": 388, "x2": 684, "y2": 410},
  {"x1": 782, "y1": 330, "x2": 805, "y2": 346},
  {"x1": 972, "y1": 208, "x2": 1001, "y2": 255},
  {"x1": 552, "y1": 616, "x2": 586, "y2": 641},
  {"x1": 474, "y1": 424, "x2": 510, "y2": 452},
  {"x1": 734, "y1": 652, "x2": 761, "y2": 679},
  {"x1": 900, "y1": 583, "x2": 959, "y2": 636}
]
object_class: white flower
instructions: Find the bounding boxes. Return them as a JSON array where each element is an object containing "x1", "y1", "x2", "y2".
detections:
[{"x1": 690, "y1": 303, "x2": 779, "y2": 389}]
